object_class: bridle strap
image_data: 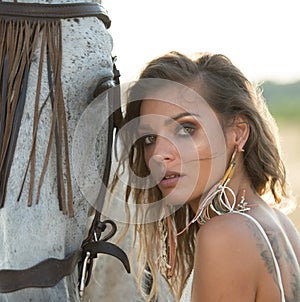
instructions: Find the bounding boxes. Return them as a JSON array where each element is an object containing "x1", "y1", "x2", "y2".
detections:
[
  {"x1": 0, "y1": 251, "x2": 81, "y2": 293},
  {"x1": 0, "y1": 2, "x2": 111, "y2": 28},
  {"x1": 0, "y1": 240, "x2": 130, "y2": 293},
  {"x1": 78, "y1": 60, "x2": 130, "y2": 295}
]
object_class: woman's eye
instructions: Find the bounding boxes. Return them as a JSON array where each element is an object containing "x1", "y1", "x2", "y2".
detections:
[
  {"x1": 177, "y1": 124, "x2": 195, "y2": 136},
  {"x1": 143, "y1": 135, "x2": 157, "y2": 145}
]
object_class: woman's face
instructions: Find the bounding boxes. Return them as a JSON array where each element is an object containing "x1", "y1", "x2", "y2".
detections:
[{"x1": 137, "y1": 86, "x2": 226, "y2": 206}]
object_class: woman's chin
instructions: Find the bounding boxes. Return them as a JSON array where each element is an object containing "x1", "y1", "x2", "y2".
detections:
[{"x1": 161, "y1": 188, "x2": 196, "y2": 206}]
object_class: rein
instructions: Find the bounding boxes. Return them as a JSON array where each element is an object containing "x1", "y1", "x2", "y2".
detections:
[{"x1": 0, "y1": 1, "x2": 130, "y2": 295}]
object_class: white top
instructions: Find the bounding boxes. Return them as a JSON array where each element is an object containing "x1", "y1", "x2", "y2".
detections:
[
  {"x1": 179, "y1": 211, "x2": 286, "y2": 302},
  {"x1": 180, "y1": 270, "x2": 194, "y2": 302}
]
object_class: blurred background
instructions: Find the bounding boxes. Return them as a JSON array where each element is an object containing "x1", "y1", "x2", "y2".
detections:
[{"x1": 102, "y1": 0, "x2": 300, "y2": 231}]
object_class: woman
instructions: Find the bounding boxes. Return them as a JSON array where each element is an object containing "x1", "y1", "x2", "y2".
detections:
[{"x1": 114, "y1": 52, "x2": 300, "y2": 301}]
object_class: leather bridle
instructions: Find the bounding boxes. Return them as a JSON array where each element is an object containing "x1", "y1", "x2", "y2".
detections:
[
  {"x1": 0, "y1": 1, "x2": 130, "y2": 296},
  {"x1": 0, "y1": 1, "x2": 111, "y2": 25}
]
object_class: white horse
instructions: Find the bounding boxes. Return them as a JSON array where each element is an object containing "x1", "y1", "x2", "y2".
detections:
[{"x1": 0, "y1": 0, "x2": 138, "y2": 301}]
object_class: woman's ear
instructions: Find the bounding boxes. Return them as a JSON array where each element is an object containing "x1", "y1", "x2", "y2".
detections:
[{"x1": 232, "y1": 116, "x2": 249, "y2": 152}]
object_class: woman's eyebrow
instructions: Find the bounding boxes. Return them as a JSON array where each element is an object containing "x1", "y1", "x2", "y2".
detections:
[
  {"x1": 137, "y1": 112, "x2": 201, "y2": 131},
  {"x1": 164, "y1": 112, "x2": 201, "y2": 125},
  {"x1": 137, "y1": 124, "x2": 153, "y2": 132}
]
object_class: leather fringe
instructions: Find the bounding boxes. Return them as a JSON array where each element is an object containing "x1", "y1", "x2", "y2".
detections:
[{"x1": 0, "y1": 17, "x2": 74, "y2": 216}]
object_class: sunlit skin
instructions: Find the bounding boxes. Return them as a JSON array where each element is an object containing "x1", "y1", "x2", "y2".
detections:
[
  {"x1": 138, "y1": 98, "x2": 252, "y2": 211},
  {"x1": 138, "y1": 97, "x2": 300, "y2": 302},
  {"x1": 139, "y1": 101, "x2": 212, "y2": 206}
]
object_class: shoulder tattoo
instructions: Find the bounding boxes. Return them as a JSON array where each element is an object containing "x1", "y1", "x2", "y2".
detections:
[{"x1": 246, "y1": 220, "x2": 300, "y2": 302}]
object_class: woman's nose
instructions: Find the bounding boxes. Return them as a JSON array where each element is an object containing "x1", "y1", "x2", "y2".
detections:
[
  {"x1": 151, "y1": 137, "x2": 176, "y2": 162},
  {"x1": 147, "y1": 137, "x2": 177, "y2": 180}
]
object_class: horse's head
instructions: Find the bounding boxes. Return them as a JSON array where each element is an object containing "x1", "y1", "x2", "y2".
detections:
[{"x1": 0, "y1": 2, "x2": 132, "y2": 301}]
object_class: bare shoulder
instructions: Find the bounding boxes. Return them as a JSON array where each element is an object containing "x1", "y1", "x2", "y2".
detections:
[
  {"x1": 192, "y1": 210, "x2": 300, "y2": 302},
  {"x1": 192, "y1": 213, "x2": 259, "y2": 301},
  {"x1": 194, "y1": 213, "x2": 260, "y2": 274},
  {"x1": 195, "y1": 212, "x2": 258, "y2": 250}
]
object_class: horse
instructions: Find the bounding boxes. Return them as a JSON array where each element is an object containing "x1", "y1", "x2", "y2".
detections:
[{"x1": 0, "y1": 0, "x2": 137, "y2": 301}]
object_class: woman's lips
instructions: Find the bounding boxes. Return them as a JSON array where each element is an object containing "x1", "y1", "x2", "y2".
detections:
[{"x1": 159, "y1": 173, "x2": 183, "y2": 188}]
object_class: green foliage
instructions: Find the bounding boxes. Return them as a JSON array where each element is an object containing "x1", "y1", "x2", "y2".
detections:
[{"x1": 260, "y1": 80, "x2": 300, "y2": 122}]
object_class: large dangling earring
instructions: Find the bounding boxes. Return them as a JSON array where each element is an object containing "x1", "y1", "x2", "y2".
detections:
[
  {"x1": 177, "y1": 146, "x2": 250, "y2": 236},
  {"x1": 220, "y1": 145, "x2": 237, "y2": 186}
]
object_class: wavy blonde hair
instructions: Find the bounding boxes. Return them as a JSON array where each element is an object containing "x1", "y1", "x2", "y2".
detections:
[{"x1": 113, "y1": 51, "x2": 288, "y2": 301}]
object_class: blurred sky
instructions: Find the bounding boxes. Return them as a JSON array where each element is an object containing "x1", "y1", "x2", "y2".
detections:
[{"x1": 102, "y1": 0, "x2": 300, "y2": 84}]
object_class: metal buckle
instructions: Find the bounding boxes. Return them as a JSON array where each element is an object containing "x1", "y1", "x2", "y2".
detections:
[{"x1": 79, "y1": 251, "x2": 91, "y2": 299}]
